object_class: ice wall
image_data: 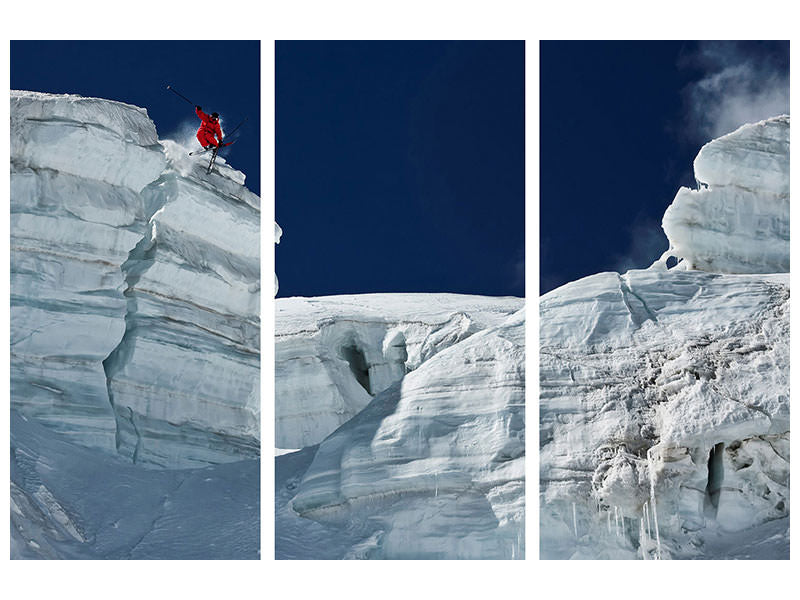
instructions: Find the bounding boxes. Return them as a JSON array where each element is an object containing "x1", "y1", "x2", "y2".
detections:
[
  {"x1": 277, "y1": 303, "x2": 525, "y2": 559},
  {"x1": 10, "y1": 91, "x2": 260, "y2": 468},
  {"x1": 540, "y1": 269, "x2": 788, "y2": 559},
  {"x1": 540, "y1": 116, "x2": 790, "y2": 559},
  {"x1": 275, "y1": 294, "x2": 522, "y2": 448}
]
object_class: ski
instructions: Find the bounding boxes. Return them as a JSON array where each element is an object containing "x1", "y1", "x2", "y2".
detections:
[{"x1": 188, "y1": 140, "x2": 236, "y2": 156}]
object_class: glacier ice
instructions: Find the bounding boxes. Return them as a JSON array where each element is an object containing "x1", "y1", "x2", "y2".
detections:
[
  {"x1": 10, "y1": 91, "x2": 259, "y2": 558},
  {"x1": 276, "y1": 295, "x2": 525, "y2": 559},
  {"x1": 276, "y1": 293, "x2": 522, "y2": 449},
  {"x1": 540, "y1": 116, "x2": 790, "y2": 560}
]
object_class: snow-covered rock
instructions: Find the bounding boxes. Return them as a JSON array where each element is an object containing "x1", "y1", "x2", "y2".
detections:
[
  {"x1": 11, "y1": 90, "x2": 260, "y2": 469},
  {"x1": 662, "y1": 116, "x2": 789, "y2": 274},
  {"x1": 540, "y1": 117, "x2": 790, "y2": 560},
  {"x1": 276, "y1": 295, "x2": 525, "y2": 559}
]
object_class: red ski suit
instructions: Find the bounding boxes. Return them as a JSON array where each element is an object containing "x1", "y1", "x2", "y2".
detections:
[{"x1": 196, "y1": 107, "x2": 223, "y2": 147}]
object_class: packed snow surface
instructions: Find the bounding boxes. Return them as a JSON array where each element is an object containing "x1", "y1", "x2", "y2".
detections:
[
  {"x1": 10, "y1": 91, "x2": 259, "y2": 558},
  {"x1": 276, "y1": 294, "x2": 525, "y2": 559},
  {"x1": 540, "y1": 116, "x2": 790, "y2": 560},
  {"x1": 11, "y1": 412, "x2": 258, "y2": 559}
]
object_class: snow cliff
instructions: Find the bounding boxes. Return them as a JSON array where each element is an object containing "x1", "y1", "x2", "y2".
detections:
[
  {"x1": 276, "y1": 294, "x2": 525, "y2": 559},
  {"x1": 10, "y1": 91, "x2": 260, "y2": 558},
  {"x1": 540, "y1": 116, "x2": 790, "y2": 559}
]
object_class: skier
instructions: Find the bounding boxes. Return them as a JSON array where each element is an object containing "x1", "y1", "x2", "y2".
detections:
[{"x1": 195, "y1": 105, "x2": 223, "y2": 150}]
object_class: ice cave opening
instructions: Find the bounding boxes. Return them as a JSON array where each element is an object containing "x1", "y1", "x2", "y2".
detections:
[
  {"x1": 705, "y1": 442, "x2": 725, "y2": 517},
  {"x1": 340, "y1": 342, "x2": 372, "y2": 394}
]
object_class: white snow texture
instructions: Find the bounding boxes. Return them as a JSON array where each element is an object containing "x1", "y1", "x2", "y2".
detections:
[
  {"x1": 541, "y1": 116, "x2": 789, "y2": 559},
  {"x1": 10, "y1": 91, "x2": 260, "y2": 559}
]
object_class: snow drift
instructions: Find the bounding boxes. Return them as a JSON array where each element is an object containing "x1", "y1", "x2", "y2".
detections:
[
  {"x1": 540, "y1": 116, "x2": 790, "y2": 559},
  {"x1": 10, "y1": 91, "x2": 260, "y2": 559}
]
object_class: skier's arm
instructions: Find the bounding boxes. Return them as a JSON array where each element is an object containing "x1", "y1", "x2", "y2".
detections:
[{"x1": 195, "y1": 106, "x2": 210, "y2": 122}]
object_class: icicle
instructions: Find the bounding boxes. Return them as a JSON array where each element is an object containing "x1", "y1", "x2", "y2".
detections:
[
  {"x1": 648, "y1": 448, "x2": 662, "y2": 560},
  {"x1": 434, "y1": 471, "x2": 438, "y2": 498},
  {"x1": 607, "y1": 509, "x2": 611, "y2": 534},
  {"x1": 639, "y1": 518, "x2": 648, "y2": 560},
  {"x1": 572, "y1": 502, "x2": 578, "y2": 538},
  {"x1": 644, "y1": 501, "x2": 651, "y2": 539},
  {"x1": 621, "y1": 514, "x2": 625, "y2": 538},
  {"x1": 614, "y1": 506, "x2": 619, "y2": 537}
]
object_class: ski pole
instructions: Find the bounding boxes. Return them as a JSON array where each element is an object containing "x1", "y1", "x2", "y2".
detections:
[{"x1": 166, "y1": 85, "x2": 195, "y2": 106}]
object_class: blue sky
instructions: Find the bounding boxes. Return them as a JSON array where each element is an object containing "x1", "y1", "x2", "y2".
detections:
[
  {"x1": 276, "y1": 41, "x2": 525, "y2": 298},
  {"x1": 540, "y1": 40, "x2": 789, "y2": 295},
  {"x1": 11, "y1": 41, "x2": 260, "y2": 195}
]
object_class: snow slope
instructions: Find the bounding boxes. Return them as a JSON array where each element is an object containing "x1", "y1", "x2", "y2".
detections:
[
  {"x1": 10, "y1": 91, "x2": 259, "y2": 558},
  {"x1": 540, "y1": 116, "x2": 790, "y2": 560},
  {"x1": 11, "y1": 412, "x2": 258, "y2": 559},
  {"x1": 276, "y1": 295, "x2": 525, "y2": 559}
]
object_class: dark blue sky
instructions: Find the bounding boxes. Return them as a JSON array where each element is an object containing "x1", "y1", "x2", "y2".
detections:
[
  {"x1": 10, "y1": 41, "x2": 260, "y2": 195},
  {"x1": 276, "y1": 41, "x2": 524, "y2": 298},
  {"x1": 540, "y1": 40, "x2": 789, "y2": 295}
]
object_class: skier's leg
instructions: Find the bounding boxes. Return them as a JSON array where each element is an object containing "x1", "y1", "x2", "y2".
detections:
[{"x1": 198, "y1": 131, "x2": 216, "y2": 149}]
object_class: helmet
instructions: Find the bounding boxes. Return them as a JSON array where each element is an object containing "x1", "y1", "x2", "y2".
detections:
[{"x1": 211, "y1": 112, "x2": 219, "y2": 119}]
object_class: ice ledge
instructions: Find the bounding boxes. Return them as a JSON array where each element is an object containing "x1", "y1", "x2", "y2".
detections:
[
  {"x1": 11, "y1": 90, "x2": 159, "y2": 146},
  {"x1": 11, "y1": 91, "x2": 167, "y2": 192}
]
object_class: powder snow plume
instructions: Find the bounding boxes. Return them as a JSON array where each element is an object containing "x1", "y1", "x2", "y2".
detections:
[{"x1": 680, "y1": 41, "x2": 789, "y2": 144}]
